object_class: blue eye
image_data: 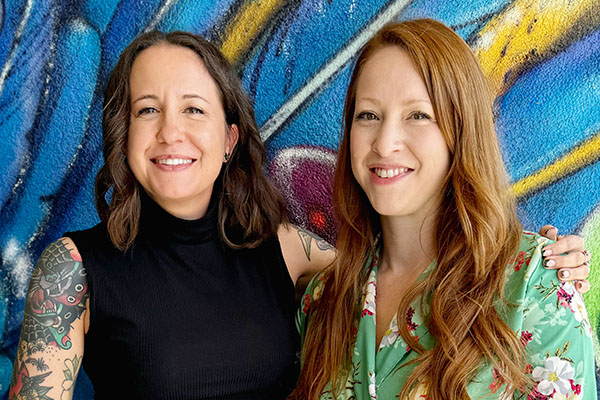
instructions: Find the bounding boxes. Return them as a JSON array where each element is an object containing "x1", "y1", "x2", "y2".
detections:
[
  {"x1": 136, "y1": 107, "x2": 157, "y2": 116},
  {"x1": 185, "y1": 107, "x2": 204, "y2": 114},
  {"x1": 410, "y1": 111, "x2": 431, "y2": 120},
  {"x1": 356, "y1": 111, "x2": 378, "y2": 121}
]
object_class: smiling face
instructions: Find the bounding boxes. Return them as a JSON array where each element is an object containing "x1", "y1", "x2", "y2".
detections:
[
  {"x1": 350, "y1": 46, "x2": 450, "y2": 223},
  {"x1": 127, "y1": 43, "x2": 238, "y2": 219}
]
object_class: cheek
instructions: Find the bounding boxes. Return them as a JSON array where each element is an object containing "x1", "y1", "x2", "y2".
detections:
[
  {"x1": 126, "y1": 130, "x2": 143, "y2": 158},
  {"x1": 349, "y1": 130, "x2": 364, "y2": 163},
  {"x1": 190, "y1": 134, "x2": 220, "y2": 156},
  {"x1": 126, "y1": 130, "x2": 149, "y2": 173},
  {"x1": 425, "y1": 130, "x2": 450, "y2": 174},
  {"x1": 435, "y1": 141, "x2": 451, "y2": 174}
]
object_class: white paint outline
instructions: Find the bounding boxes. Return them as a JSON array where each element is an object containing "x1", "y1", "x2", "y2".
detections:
[
  {"x1": 259, "y1": 0, "x2": 411, "y2": 142},
  {"x1": 145, "y1": 0, "x2": 178, "y2": 32},
  {"x1": 0, "y1": 0, "x2": 34, "y2": 95},
  {"x1": 270, "y1": 146, "x2": 336, "y2": 221}
]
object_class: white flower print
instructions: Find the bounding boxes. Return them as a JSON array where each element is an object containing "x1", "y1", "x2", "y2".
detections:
[
  {"x1": 562, "y1": 282, "x2": 576, "y2": 296},
  {"x1": 569, "y1": 291, "x2": 592, "y2": 336},
  {"x1": 409, "y1": 384, "x2": 428, "y2": 399},
  {"x1": 362, "y1": 270, "x2": 376, "y2": 317},
  {"x1": 557, "y1": 282, "x2": 592, "y2": 337},
  {"x1": 378, "y1": 313, "x2": 399, "y2": 349},
  {"x1": 571, "y1": 293, "x2": 586, "y2": 323},
  {"x1": 532, "y1": 357, "x2": 575, "y2": 396},
  {"x1": 368, "y1": 370, "x2": 377, "y2": 399}
]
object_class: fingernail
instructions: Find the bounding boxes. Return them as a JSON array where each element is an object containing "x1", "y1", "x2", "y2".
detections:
[
  {"x1": 560, "y1": 270, "x2": 569, "y2": 279},
  {"x1": 543, "y1": 249, "x2": 552, "y2": 257},
  {"x1": 544, "y1": 259, "x2": 556, "y2": 268}
]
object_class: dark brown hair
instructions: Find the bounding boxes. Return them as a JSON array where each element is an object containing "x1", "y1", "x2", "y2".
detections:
[
  {"x1": 291, "y1": 19, "x2": 526, "y2": 399},
  {"x1": 96, "y1": 31, "x2": 287, "y2": 250}
]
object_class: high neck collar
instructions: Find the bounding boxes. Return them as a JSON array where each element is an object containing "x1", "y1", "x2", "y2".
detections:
[{"x1": 138, "y1": 190, "x2": 218, "y2": 244}]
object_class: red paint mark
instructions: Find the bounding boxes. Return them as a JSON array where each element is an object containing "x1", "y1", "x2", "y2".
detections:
[{"x1": 310, "y1": 210, "x2": 326, "y2": 230}]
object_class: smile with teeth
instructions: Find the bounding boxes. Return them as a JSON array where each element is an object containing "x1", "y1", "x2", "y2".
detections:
[
  {"x1": 153, "y1": 158, "x2": 194, "y2": 166},
  {"x1": 373, "y1": 167, "x2": 410, "y2": 178}
]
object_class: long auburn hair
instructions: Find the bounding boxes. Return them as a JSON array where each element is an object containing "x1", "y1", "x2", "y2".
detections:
[
  {"x1": 291, "y1": 19, "x2": 526, "y2": 399},
  {"x1": 96, "y1": 31, "x2": 287, "y2": 250}
]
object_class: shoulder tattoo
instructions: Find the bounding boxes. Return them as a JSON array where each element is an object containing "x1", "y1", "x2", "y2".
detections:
[
  {"x1": 22, "y1": 238, "x2": 88, "y2": 351},
  {"x1": 296, "y1": 226, "x2": 334, "y2": 262}
]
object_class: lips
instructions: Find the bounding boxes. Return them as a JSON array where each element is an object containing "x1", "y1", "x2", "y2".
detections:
[
  {"x1": 150, "y1": 155, "x2": 197, "y2": 172},
  {"x1": 150, "y1": 155, "x2": 197, "y2": 168},
  {"x1": 372, "y1": 167, "x2": 411, "y2": 178},
  {"x1": 154, "y1": 158, "x2": 193, "y2": 166},
  {"x1": 369, "y1": 164, "x2": 414, "y2": 181}
]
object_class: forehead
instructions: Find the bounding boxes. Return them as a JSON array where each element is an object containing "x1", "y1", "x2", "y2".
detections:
[
  {"x1": 129, "y1": 43, "x2": 220, "y2": 97},
  {"x1": 356, "y1": 46, "x2": 429, "y2": 100}
]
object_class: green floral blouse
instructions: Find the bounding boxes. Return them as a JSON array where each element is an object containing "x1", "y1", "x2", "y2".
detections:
[{"x1": 297, "y1": 232, "x2": 596, "y2": 399}]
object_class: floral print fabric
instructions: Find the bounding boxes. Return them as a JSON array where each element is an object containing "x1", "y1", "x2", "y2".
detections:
[{"x1": 297, "y1": 232, "x2": 596, "y2": 399}]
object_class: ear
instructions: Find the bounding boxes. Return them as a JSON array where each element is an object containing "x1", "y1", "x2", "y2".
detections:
[{"x1": 226, "y1": 124, "x2": 239, "y2": 155}]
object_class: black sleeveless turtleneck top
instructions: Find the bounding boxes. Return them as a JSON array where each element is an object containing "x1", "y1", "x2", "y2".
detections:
[{"x1": 65, "y1": 194, "x2": 300, "y2": 399}]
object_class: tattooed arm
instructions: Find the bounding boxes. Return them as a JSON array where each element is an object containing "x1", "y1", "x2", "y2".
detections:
[
  {"x1": 9, "y1": 238, "x2": 89, "y2": 400},
  {"x1": 278, "y1": 224, "x2": 335, "y2": 293}
]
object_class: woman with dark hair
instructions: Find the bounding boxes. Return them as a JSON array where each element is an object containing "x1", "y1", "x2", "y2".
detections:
[
  {"x1": 8, "y1": 29, "x2": 588, "y2": 400},
  {"x1": 293, "y1": 19, "x2": 595, "y2": 400},
  {"x1": 8, "y1": 31, "x2": 332, "y2": 399}
]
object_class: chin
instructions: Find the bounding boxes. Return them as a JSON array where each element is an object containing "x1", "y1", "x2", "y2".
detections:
[{"x1": 370, "y1": 202, "x2": 403, "y2": 217}]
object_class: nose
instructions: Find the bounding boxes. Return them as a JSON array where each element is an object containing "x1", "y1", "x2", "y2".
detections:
[
  {"x1": 156, "y1": 109, "x2": 184, "y2": 144},
  {"x1": 372, "y1": 119, "x2": 404, "y2": 157}
]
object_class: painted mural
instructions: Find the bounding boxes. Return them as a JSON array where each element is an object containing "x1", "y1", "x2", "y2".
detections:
[{"x1": 0, "y1": 0, "x2": 598, "y2": 398}]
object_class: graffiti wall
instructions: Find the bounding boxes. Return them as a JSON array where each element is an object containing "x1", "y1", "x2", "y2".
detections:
[{"x1": 0, "y1": 0, "x2": 598, "y2": 398}]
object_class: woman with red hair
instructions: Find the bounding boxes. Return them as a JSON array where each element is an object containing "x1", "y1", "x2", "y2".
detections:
[{"x1": 293, "y1": 19, "x2": 595, "y2": 400}]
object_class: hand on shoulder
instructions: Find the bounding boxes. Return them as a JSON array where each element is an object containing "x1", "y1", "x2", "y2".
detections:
[{"x1": 538, "y1": 225, "x2": 591, "y2": 293}]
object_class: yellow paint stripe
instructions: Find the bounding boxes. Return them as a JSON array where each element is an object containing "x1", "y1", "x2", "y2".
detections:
[
  {"x1": 220, "y1": 0, "x2": 284, "y2": 65},
  {"x1": 512, "y1": 131, "x2": 600, "y2": 198},
  {"x1": 473, "y1": 0, "x2": 599, "y2": 95}
]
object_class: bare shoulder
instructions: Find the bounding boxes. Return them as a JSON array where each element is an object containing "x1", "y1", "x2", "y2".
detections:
[{"x1": 278, "y1": 223, "x2": 335, "y2": 289}]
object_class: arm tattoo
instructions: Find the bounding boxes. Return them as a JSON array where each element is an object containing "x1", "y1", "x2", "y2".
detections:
[
  {"x1": 316, "y1": 238, "x2": 335, "y2": 252},
  {"x1": 22, "y1": 239, "x2": 88, "y2": 351},
  {"x1": 25, "y1": 358, "x2": 49, "y2": 372},
  {"x1": 296, "y1": 226, "x2": 334, "y2": 262},
  {"x1": 60, "y1": 355, "x2": 81, "y2": 399},
  {"x1": 9, "y1": 360, "x2": 53, "y2": 400}
]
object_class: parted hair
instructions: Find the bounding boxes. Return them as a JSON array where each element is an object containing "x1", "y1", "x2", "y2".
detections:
[
  {"x1": 96, "y1": 31, "x2": 287, "y2": 251},
  {"x1": 291, "y1": 19, "x2": 528, "y2": 399}
]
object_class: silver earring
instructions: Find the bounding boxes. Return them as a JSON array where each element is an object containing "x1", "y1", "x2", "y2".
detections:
[{"x1": 224, "y1": 153, "x2": 230, "y2": 162}]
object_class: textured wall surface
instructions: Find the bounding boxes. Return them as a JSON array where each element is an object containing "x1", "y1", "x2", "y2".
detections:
[{"x1": 0, "y1": 0, "x2": 598, "y2": 398}]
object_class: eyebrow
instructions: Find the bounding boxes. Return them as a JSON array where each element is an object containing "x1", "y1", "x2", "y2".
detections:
[
  {"x1": 182, "y1": 94, "x2": 209, "y2": 102},
  {"x1": 402, "y1": 98, "x2": 432, "y2": 106},
  {"x1": 132, "y1": 94, "x2": 157, "y2": 104},
  {"x1": 131, "y1": 94, "x2": 210, "y2": 104},
  {"x1": 356, "y1": 97, "x2": 431, "y2": 106}
]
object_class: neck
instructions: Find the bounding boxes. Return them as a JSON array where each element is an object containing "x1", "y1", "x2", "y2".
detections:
[
  {"x1": 379, "y1": 211, "x2": 438, "y2": 275},
  {"x1": 148, "y1": 193, "x2": 211, "y2": 220}
]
